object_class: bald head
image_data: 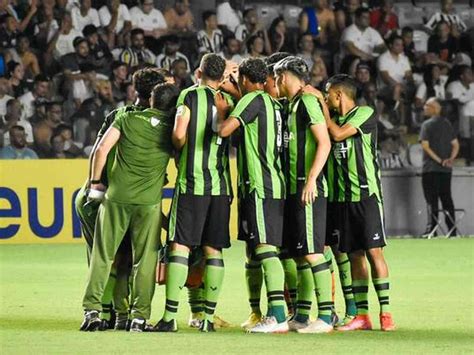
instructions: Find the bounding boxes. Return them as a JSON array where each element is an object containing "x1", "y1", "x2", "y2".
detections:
[{"x1": 424, "y1": 97, "x2": 442, "y2": 117}]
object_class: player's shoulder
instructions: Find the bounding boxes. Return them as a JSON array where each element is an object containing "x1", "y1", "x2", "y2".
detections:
[
  {"x1": 239, "y1": 90, "x2": 263, "y2": 105},
  {"x1": 353, "y1": 105, "x2": 374, "y2": 118}
]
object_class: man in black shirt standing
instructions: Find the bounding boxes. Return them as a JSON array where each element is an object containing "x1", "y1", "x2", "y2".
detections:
[{"x1": 419, "y1": 98, "x2": 459, "y2": 237}]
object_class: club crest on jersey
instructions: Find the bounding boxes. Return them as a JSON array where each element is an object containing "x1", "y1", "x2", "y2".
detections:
[
  {"x1": 333, "y1": 141, "x2": 351, "y2": 159},
  {"x1": 151, "y1": 117, "x2": 160, "y2": 127}
]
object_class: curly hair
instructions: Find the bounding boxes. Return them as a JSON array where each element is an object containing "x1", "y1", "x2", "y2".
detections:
[
  {"x1": 200, "y1": 53, "x2": 226, "y2": 81},
  {"x1": 132, "y1": 68, "x2": 167, "y2": 100},
  {"x1": 239, "y1": 58, "x2": 268, "y2": 84}
]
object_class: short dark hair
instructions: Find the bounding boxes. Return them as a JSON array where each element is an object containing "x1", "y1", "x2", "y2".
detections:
[
  {"x1": 326, "y1": 74, "x2": 358, "y2": 100},
  {"x1": 202, "y1": 10, "x2": 216, "y2": 23},
  {"x1": 55, "y1": 123, "x2": 73, "y2": 135},
  {"x1": 246, "y1": 34, "x2": 262, "y2": 53},
  {"x1": 274, "y1": 56, "x2": 309, "y2": 82},
  {"x1": 151, "y1": 83, "x2": 180, "y2": 111},
  {"x1": 200, "y1": 53, "x2": 226, "y2": 81},
  {"x1": 10, "y1": 125, "x2": 25, "y2": 133},
  {"x1": 156, "y1": 68, "x2": 173, "y2": 79},
  {"x1": 388, "y1": 34, "x2": 403, "y2": 46},
  {"x1": 265, "y1": 52, "x2": 292, "y2": 72},
  {"x1": 131, "y1": 28, "x2": 145, "y2": 38},
  {"x1": 133, "y1": 68, "x2": 167, "y2": 100},
  {"x1": 243, "y1": 8, "x2": 255, "y2": 18},
  {"x1": 82, "y1": 24, "x2": 98, "y2": 37},
  {"x1": 224, "y1": 35, "x2": 238, "y2": 47},
  {"x1": 171, "y1": 57, "x2": 188, "y2": 67},
  {"x1": 34, "y1": 74, "x2": 49, "y2": 84},
  {"x1": 401, "y1": 26, "x2": 414, "y2": 35},
  {"x1": 112, "y1": 61, "x2": 127, "y2": 71},
  {"x1": 355, "y1": 7, "x2": 370, "y2": 18},
  {"x1": 239, "y1": 58, "x2": 268, "y2": 84}
]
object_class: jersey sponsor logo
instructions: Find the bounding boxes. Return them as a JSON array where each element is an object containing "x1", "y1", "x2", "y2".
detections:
[
  {"x1": 296, "y1": 242, "x2": 303, "y2": 250},
  {"x1": 151, "y1": 117, "x2": 160, "y2": 127},
  {"x1": 333, "y1": 141, "x2": 351, "y2": 159},
  {"x1": 275, "y1": 109, "x2": 283, "y2": 152},
  {"x1": 373, "y1": 233, "x2": 381, "y2": 241}
]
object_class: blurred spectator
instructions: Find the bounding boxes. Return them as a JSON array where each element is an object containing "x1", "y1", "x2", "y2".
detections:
[
  {"x1": 119, "y1": 28, "x2": 156, "y2": 68},
  {"x1": 32, "y1": 101, "x2": 63, "y2": 157},
  {"x1": 8, "y1": 34, "x2": 40, "y2": 79},
  {"x1": 0, "y1": 14, "x2": 20, "y2": 49},
  {"x1": 6, "y1": 61, "x2": 28, "y2": 98},
  {"x1": 71, "y1": 0, "x2": 100, "y2": 32},
  {"x1": 235, "y1": 8, "x2": 271, "y2": 55},
  {"x1": 48, "y1": 132, "x2": 71, "y2": 158},
  {"x1": 99, "y1": 0, "x2": 132, "y2": 43},
  {"x1": 425, "y1": 0, "x2": 467, "y2": 36},
  {"x1": 155, "y1": 34, "x2": 190, "y2": 73},
  {"x1": 268, "y1": 16, "x2": 293, "y2": 54},
  {"x1": 0, "y1": 78, "x2": 13, "y2": 119},
  {"x1": 83, "y1": 24, "x2": 112, "y2": 76},
  {"x1": 401, "y1": 26, "x2": 416, "y2": 67},
  {"x1": 34, "y1": 4, "x2": 59, "y2": 47},
  {"x1": 297, "y1": 33, "x2": 315, "y2": 70},
  {"x1": 419, "y1": 98, "x2": 459, "y2": 236},
  {"x1": 2, "y1": 98, "x2": 33, "y2": 145},
  {"x1": 55, "y1": 123, "x2": 83, "y2": 157},
  {"x1": 334, "y1": 0, "x2": 361, "y2": 33},
  {"x1": 164, "y1": 0, "x2": 194, "y2": 33},
  {"x1": 18, "y1": 74, "x2": 50, "y2": 120},
  {"x1": 354, "y1": 60, "x2": 372, "y2": 100},
  {"x1": 369, "y1": 0, "x2": 398, "y2": 38},
  {"x1": 117, "y1": 81, "x2": 137, "y2": 107},
  {"x1": 171, "y1": 58, "x2": 195, "y2": 90},
  {"x1": 309, "y1": 51, "x2": 328, "y2": 88},
  {"x1": 217, "y1": 36, "x2": 243, "y2": 64},
  {"x1": 197, "y1": 10, "x2": 223, "y2": 54},
  {"x1": 427, "y1": 21, "x2": 458, "y2": 65},
  {"x1": 216, "y1": 0, "x2": 243, "y2": 33},
  {"x1": 0, "y1": 126, "x2": 38, "y2": 159},
  {"x1": 340, "y1": 7, "x2": 385, "y2": 72},
  {"x1": 415, "y1": 64, "x2": 447, "y2": 109},
  {"x1": 111, "y1": 61, "x2": 128, "y2": 103},
  {"x1": 130, "y1": 0, "x2": 168, "y2": 39},
  {"x1": 300, "y1": 0, "x2": 337, "y2": 48},
  {"x1": 49, "y1": 12, "x2": 82, "y2": 61},
  {"x1": 377, "y1": 35, "x2": 414, "y2": 124},
  {"x1": 245, "y1": 35, "x2": 265, "y2": 59}
]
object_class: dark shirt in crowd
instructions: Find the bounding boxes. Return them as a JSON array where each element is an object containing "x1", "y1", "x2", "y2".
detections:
[
  {"x1": 419, "y1": 116, "x2": 455, "y2": 173},
  {"x1": 427, "y1": 35, "x2": 458, "y2": 62}
]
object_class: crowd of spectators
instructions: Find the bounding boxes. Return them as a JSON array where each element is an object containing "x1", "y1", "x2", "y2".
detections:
[{"x1": 0, "y1": 0, "x2": 472, "y2": 167}]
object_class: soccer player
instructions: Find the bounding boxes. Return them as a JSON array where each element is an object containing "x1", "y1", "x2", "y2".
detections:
[
  {"x1": 324, "y1": 74, "x2": 395, "y2": 331},
  {"x1": 273, "y1": 56, "x2": 333, "y2": 333},
  {"x1": 155, "y1": 53, "x2": 232, "y2": 333},
  {"x1": 75, "y1": 68, "x2": 170, "y2": 330},
  {"x1": 80, "y1": 82, "x2": 179, "y2": 332},
  {"x1": 215, "y1": 58, "x2": 288, "y2": 333}
]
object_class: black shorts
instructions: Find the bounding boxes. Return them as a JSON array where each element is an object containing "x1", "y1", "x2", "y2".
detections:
[
  {"x1": 283, "y1": 194, "x2": 327, "y2": 257},
  {"x1": 325, "y1": 202, "x2": 342, "y2": 247},
  {"x1": 168, "y1": 191, "x2": 231, "y2": 249},
  {"x1": 238, "y1": 191, "x2": 284, "y2": 249},
  {"x1": 338, "y1": 195, "x2": 387, "y2": 253}
]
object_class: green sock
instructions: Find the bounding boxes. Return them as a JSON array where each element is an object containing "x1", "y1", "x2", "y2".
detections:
[
  {"x1": 310, "y1": 257, "x2": 333, "y2": 325},
  {"x1": 323, "y1": 248, "x2": 334, "y2": 273},
  {"x1": 101, "y1": 268, "x2": 117, "y2": 320},
  {"x1": 295, "y1": 263, "x2": 313, "y2": 323},
  {"x1": 203, "y1": 253, "x2": 225, "y2": 322},
  {"x1": 352, "y1": 279, "x2": 369, "y2": 316},
  {"x1": 255, "y1": 246, "x2": 286, "y2": 323},
  {"x1": 163, "y1": 249, "x2": 189, "y2": 322},
  {"x1": 373, "y1": 278, "x2": 390, "y2": 314},
  {"x1": 245, "y1": 258, "x2": 262, "y2": 314},
  {"x1": 188, "y1": 285, "x2": 204, "y2": 315},
  {"x1": 336, "y1": 253, "x2": 357, "y2": 316},
  {"x1": 281, "y1": 258, "x2": 297, "y2": 310}
]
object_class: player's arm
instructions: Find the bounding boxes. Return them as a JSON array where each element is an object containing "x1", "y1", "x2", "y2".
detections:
[
  {"x1": 420, "y1": 140, "x2": 443, "y2": 165},
  {"x1": 215, "y1": 92, "x2": 241, "y2": 137},
  {"x1": 90, "y1": 126, "x2": 121, "y2": 191},
  {"x1": 302, "y1": 123, "x2": 331, "y2": 206},
  {"x1": 325, "y1": 117, "x2": 358, "y2": 142},
  {"x1": 172, "y1": 105, "x2": 190, "y2": 150},
  {"x1": 442, "y1": 138, "x2": 460, "y2": 168}
]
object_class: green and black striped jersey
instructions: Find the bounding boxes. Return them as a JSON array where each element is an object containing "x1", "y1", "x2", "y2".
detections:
[
  {"x1": 230, "y1": 90, "x2": 286, "y2": 200},
  {"x1": 286, "y1": 93, "x2": 328, "y2": 197},
  {"x1": 175, "y1": 85, "x2": 232, "y2": 196},
  {"x1": 326, "y1": 105, "x2": 382, "y2": 203}
]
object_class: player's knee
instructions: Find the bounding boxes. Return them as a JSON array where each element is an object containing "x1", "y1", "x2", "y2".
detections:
[
  {"x1": 170, "y1": 242, "x2": 190, "y2": 253},
  {"x1": 202, "y1": 245, "x2": 221, "y2": 257}
]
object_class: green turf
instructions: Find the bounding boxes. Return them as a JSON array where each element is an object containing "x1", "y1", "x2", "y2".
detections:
[{"x1": 1, "y1": 239, "x2": 473, "y2": 354}]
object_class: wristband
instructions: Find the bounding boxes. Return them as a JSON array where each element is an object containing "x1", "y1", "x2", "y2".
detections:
[
  {"x1": 90, "y1": 179, "x2": 101, "y2": 184},
  {"x1": 88, "y1": 188, "x2": 105, "y2": 200}
]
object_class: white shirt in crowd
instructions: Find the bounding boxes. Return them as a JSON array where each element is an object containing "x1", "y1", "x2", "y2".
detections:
[
  {"x1": 54, "y1": 29, "x2": 82, "y2": 60},
  {"x1": 234, "y1": 24, "x2": 250, "y2": 42},
  {"x1": 99, "y1": 4, "x2": 131, "y2": 33},
  {"x1": 447, "y1": 80, "x2": 474, "y2": 138},
  {"x1": 197, "y1": 29, "x2": 224, "y2": 53},
  {"x1": 71, "y1": 6, "x2": 100, "y2": 32},
  {"x1": 447, "y1": 80, "x2": 474, "y2": 105},
  {"x1": 216, "y1": 2, "x2": 242, "y2": 33},
  {"x1": 217, "y1": 52, "x2": 243, "y2": 64},
  {"x1": 155, "y1": 52, "x2": 190, "y2": 72},
  {"x1": 341, "y1": 24, "x2": 384, "y2": 58},
  {"x1": 18, "y1": 92, "x2": 35, "y2": 120},
  {"x1": 3, "y1": 120, "x2": 34, "y2": 145},
  {"x1": 425, "y1": 11, "x2": 468, "y2": 32},
  {"x1": 34, "y1": 19, "x2": 59, "y2": 43},
  {"x1": 129, "y1": 6, "x2": 167, "y2": 32},
  {"x1": 416, "y1": 75, "x2": 448, "y2": 101},
  {"x1": 377, "y1": 51, "x2": 411, "y2": 88},
  {"x1": 0, "y1": 94, "x2": 13, "y2": 119}
]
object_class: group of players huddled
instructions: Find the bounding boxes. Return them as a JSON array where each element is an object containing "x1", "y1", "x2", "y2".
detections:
[{"x1": 77, "y1": 52, "x2": 395, "y2": 334}]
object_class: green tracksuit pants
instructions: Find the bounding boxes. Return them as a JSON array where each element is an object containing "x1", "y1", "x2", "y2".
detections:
[{"x1": 82, "y1": 198, "x2": 162, "y2": 320}]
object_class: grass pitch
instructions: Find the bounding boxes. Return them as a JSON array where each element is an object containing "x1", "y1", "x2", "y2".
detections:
[{"x1": 1, "y1": 239, "x2": 473, "y2": 354}]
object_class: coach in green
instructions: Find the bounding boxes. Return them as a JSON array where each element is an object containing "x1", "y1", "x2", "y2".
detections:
[
  {"x1": 155, "y1": 54, "x2": 232, "y2": 333},
  {"x1": 324, "y1": 74, "x2": 395, "y2": 332},
  {"x1": 273, "y1": 57, "x2": 333, "y2": 334},
  {"x1": 216, "y1": 58, "x2": 288, "y2": 334},
  {"x1": 80, "y1": 83, "x2": 178, "y2": 332}
]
